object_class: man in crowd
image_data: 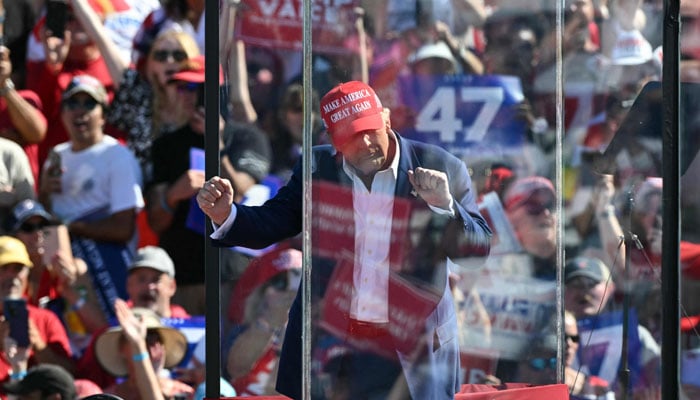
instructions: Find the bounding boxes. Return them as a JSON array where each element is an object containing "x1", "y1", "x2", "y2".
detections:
[
  {"x1": 126, "y1": 246, "x2": 189, "y2": 319},
  {"x1": 38, "y1": 75, "x2": 143, "y2": 306},
  {"x1": 564, "y1": 255, "x2": 661, "y2": 396}
]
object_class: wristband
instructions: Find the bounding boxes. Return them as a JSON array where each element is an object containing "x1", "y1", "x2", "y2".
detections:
[
  {"x1": 0, "y1": 79, "x2": 15, "y2": 97},
  {"x1": 132, "y1": 352, "x2": 149, "y2": 362},
  {"x1": 10, "y1": 371, "x2": 27, "y2": 380},
  {"x1": 71, "y1": 297, "x2": 86, "y2": 311},
  {"x1": 159, "y1": 191, "x2": 174, "y2": 214}
]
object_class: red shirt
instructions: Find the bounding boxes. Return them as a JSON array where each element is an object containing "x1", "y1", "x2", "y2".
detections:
[{"x1": 0, "y1": 90, "x2": 45, "y2": 185}]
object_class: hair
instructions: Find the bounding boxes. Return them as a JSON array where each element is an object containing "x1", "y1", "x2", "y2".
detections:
[
  {"x1": 161, "y1": 0, "x2": 189, "y2": 19},
  {"x1": 148, "y1": 29, "x2": 200, "y2": 135}
]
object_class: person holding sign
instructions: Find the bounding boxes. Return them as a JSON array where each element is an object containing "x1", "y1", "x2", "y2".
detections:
[{"x1": 198, "y1": 80, "x2": 491, "y2": 399}]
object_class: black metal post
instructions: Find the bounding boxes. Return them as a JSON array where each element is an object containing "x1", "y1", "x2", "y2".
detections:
[
  {"x1": 204, "y1": 0, "x2": 221, "y2": 398},
  {"x1": 662, "y1": 0, "x2": 681, "y2": 399}
]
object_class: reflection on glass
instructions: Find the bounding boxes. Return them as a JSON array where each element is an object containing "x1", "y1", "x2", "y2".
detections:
[{"x1": 205, "y1": 0, "x2": 692, "y2": 398}]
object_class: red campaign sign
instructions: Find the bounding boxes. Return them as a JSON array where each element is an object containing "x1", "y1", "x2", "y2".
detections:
[
  {"x1": 311, "y1": 181, "x2": 414, "y2": 262},
  {"x1": 235, "y1": 0, "x2": 361, "y2": 53},
  {"x1": 460, "y1": 350, "x2": 499, "y2": 384},
  {"x1": 313, "y1": 180, "x2": 441, "y2": 357},
  {"x1": 320, "y1": 256, "x2": 441, "y2": 359}
]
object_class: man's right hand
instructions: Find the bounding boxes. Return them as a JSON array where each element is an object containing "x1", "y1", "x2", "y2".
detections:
[{"x1": 196, "y1": 176, "x2": 234, "y2": 226}]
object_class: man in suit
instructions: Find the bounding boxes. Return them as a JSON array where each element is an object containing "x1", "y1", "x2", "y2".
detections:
[{"x1": 197, "y1": 81, "x2": 491, "y2": 399}]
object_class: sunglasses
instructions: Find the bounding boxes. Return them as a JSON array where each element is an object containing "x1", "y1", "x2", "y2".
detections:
[
  {"x1": 566, "y1": 334, "x2": 580, "y2": 344},
  {"x1": 176, "y1": 82, "x2": 201, "y2": 93},
  {"x1": 63, "y1": 98, "x2": 100, "y2": 111},
  {"x1": 269, "y1": 273, "x2": 290, "y2": 292},
  {"x1": 518, "y1": 193, "x2": 555, "y2": 216},
  {"x1": 18, "y1": 222, "x2": 48, "y2": 233},
  {"x1": 566, "y1": 276, "x2": 599, "y2": 290},
  {"x1": 152, "y1": 49, "x2": 188, "y2": 63},
  {"x1": 528, "y1": 357, "x2": 557, "y2": 371},
  {"x1": 268, "y1": 270, "x2": 301, "y2": 292}
]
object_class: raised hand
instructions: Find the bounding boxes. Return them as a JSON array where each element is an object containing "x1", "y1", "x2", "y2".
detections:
[
  {"x1": 407, "y1": 167, "x2": 452, "y2": 211},
  {"x1": 196, "y1": 176, "x2": 234, "y2": 225},
  {"x1": 114, "y1": 298, "x2": 146, "y2": 347}
]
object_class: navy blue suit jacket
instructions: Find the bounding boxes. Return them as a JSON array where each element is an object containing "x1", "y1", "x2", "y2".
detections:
[{"x1": 213, "y1": 133, "x2": 491, "y2": 399}]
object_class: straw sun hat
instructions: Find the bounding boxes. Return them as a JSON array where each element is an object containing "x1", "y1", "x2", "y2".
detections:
[{"x1": 94, "y1": 308, "x2": 187, "y2": 377}]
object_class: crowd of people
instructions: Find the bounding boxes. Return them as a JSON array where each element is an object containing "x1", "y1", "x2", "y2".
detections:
[{"x1": 1, "y1": 0, "x2": 699, "y2": 399}]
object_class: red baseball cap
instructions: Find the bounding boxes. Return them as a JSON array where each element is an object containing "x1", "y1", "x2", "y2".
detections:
[
  {"x1": 503, "y1": 176, "x2": 555, "y2": 211},
  {"x1": 169, "y1": 55, "x2": 224, "y2": 84},
  {"x1": 320, "y1": 81, "x2": 384, "y2": 148},
  {"x1": 227, "y1": 245, "x2": 302, "y2": 324}
]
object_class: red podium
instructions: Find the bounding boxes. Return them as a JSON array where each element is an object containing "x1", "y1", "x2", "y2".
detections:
[{"x1": 455, "y1": 383, "x2": 570, "y2": 399}]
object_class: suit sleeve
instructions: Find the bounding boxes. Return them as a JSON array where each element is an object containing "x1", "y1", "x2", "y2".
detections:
[
  {"x1": 212, "y1": 162, "x2": 304, "y2": 249},
  {"x1": 445, "y1": 153, "x2": 492, "y2": 259}
]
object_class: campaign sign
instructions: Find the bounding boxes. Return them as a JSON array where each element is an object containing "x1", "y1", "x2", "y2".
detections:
[
  {"x1": 320, "y1": 256, "x2": 441, "y2": 359},
  {"x1": 235, "y1": 0, "x2": 360, "y2": 54},
  {"x1": 311, "y1": 181, "x2": 413, "y2": 262},
  {"x1": 185, "y1": 148, "x2": 206, "y2": 235},
  {"x1": 458, "y1": 262, "x2": 557, "y2": 360},
  {"x1": 162, "y1": 316, "x2": 206, "y2": 368},
  {"x1": 574, "y1": 310, "x2": 642, "y2": 390},
  {"x1": 397, "y1": 74, "x2": 527, "y2": 157}
]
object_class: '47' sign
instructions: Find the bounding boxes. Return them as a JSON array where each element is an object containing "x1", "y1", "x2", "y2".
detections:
[{"x1": 398, "y1": 74, "x2": 527, "y2": 154}]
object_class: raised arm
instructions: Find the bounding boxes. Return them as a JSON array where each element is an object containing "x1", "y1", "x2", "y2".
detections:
[
  {"x1": 220, "y1": 3, "x2": 258, "y2": 123},
  {"x1": 113, "y1": 298, "x2": 165, "y2": 400},
  {"x1": 0, "y1": 47, "x2": 47, "y2": 145},
  {"x1": 69, "y1": 0, "x2": 130, "y2": 87}
]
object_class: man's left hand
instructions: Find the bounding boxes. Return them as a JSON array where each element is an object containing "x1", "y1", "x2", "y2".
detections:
[{"x1": 408, "y1": 167, "x2": 452, "y2": 211}]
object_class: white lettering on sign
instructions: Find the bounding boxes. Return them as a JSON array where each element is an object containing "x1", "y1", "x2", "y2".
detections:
[
  {"x1": 414, "y1": 86, "x2": 505, "y2": 143},
  {"x1": 257, "y1": 0, "x2": 353, "y2": 24}
]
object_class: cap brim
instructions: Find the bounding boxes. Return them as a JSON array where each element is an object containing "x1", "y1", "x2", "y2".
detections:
[
  {"x1": 331, "y1": 112, "x2": 385, "y2": 148},
  {"x1": 62, "y1": 87, "x2": 104, "y2": 103},
  {"x1": 565, "y1": 271, "x2": 603, "y2": 283},
  {"x1": 12, "y1": 211, "x2": 53, "y2": 232},
  {"x1": 169, "y1": 71, "x2": 205, "y2": 84}
]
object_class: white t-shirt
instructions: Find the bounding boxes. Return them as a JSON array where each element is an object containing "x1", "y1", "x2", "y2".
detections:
[{"x1": 48, "y1": 135, "x2": 144, "y2": 223}]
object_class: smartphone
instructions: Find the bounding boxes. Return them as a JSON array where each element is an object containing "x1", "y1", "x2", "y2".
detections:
[
  {"x1": 42, "y1": 225, "x2": 72, "y2": 267},
  {"x1": 45, "y1": 0, "x2": 68, "y2": 39},
  {"x1": 46, "y1": 151, "x2": 62, "y2": 178},
  {"x1": 4, "y1": 299, "x2": 30, "y2": 348}
]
